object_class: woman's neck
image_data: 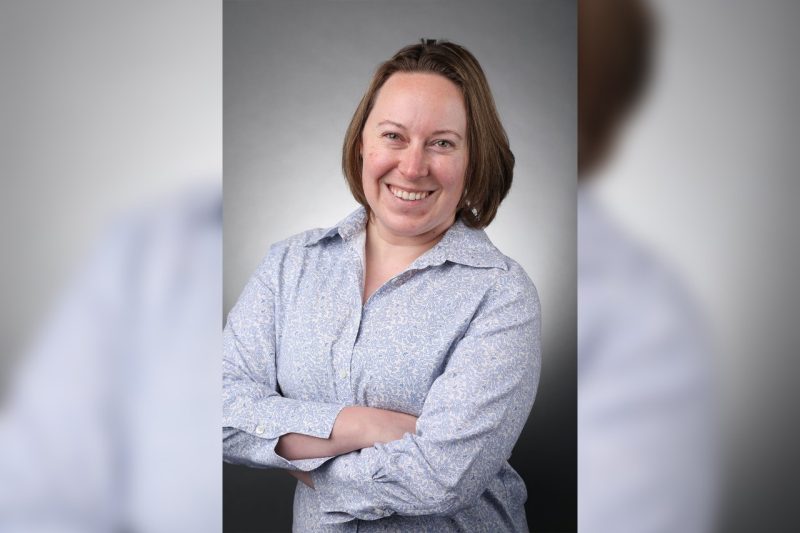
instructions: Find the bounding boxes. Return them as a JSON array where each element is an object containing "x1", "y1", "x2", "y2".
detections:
[
  {"x1": 361, "y1": 215, "x2": 454, "y2": 304},
  {"x1": 365, "y1": 215, "x2": 451, "y2": 266}
]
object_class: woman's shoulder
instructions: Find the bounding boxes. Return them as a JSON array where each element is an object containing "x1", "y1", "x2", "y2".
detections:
[
  {"x1": 497, "y1": 253, "x2": 538, "y2": 289},
  {"x1": 264, "y1": 208, "x2": 365, "y2": 260},
  {"x1": 488, "y1": 254, "x2": 540, "y2": 313},
  {"x1": 438, "y1": 219, "x2": 538, "y2": 307},
  {"x1": 448, "y1": 226, "x2": 540, "y2": 319},
  {"x1": 257, "y1": 227, "x2": 329, "y2": 267},
  {"x1": 271, "y1": 226, "x2": 334, "y2": 251},
  {"x1": 463, "y1": 227, "x2": 538, "y2": 302},
  {"x1": 253, "y1": 219, "x2": 350, "y2": 282}
]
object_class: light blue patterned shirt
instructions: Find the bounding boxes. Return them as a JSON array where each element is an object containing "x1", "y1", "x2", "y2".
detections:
[{"x1": 223, "y1": 207, "x2": 541, "y2": 532}]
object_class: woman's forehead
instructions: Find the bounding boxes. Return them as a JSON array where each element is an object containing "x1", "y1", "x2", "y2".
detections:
[{"x1": 368, "y1": 72, "x2": 466, "y2": 132}]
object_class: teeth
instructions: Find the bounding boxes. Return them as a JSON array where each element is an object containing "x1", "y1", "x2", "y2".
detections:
[{"x1": 389, "y1": 185, "x2": 430, "y2": 201}]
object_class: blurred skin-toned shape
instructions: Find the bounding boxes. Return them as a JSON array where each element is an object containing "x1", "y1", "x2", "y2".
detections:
[{"x1": 579, "y1": 0, "x2": 716, "y2": 531}]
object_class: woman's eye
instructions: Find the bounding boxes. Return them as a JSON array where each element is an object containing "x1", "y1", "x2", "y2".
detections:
[
  {"x1": 383, "y1": 132, "x2": 400, "y2": 140},
  {"x1": 434, "y1": 140, "x2": 454, "y2": 149}
]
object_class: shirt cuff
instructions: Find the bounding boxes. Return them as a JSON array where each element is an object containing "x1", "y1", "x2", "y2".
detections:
[
  {"x1": 256, "y1": 398, "x2": 345, "y2": 439},
  {"x1": 224, "y1": 400, "x2": 346, "y2": 471}
]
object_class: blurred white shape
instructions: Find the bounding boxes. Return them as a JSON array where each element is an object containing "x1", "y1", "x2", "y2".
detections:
[
  {"x1": 0, "y1": 185, "x2": 222, "y2": 532},
  {"x1": 578, "y1": 188, "x2": 716, "y2": 532}
]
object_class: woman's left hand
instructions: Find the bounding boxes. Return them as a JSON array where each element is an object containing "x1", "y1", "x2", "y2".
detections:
[{"x1": 287, "y1": 469, "x2": 315, "y2": 489}]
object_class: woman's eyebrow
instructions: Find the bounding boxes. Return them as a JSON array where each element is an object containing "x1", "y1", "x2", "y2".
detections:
[
  {"x1": 376, "y1": 120, "x2": 463, "y2": 140},
  {"x1": 377, "y1": 120, "x2": 406, "y2": 130},
  {"x1": 432, "y1": 129, "x2": 463, "y2": 140}
]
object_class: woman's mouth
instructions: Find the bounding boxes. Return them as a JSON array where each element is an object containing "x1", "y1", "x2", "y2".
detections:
[{"x1": 387, "y1": 183, "x2": 433, "y2": 201}]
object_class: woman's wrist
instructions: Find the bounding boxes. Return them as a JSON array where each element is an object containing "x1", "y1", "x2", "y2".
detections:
[
  {"x1": 332, "y1": 406, "x2": 385, "y2": 451},
  {"x1": 332, "y1": 406, "x2": 416, "y2": 450},
  {"x1": 276, "y1": 405, "x2": 417, "y2": 461}
]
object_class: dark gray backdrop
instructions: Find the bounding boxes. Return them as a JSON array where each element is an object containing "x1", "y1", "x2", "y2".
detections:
[{"x1": 223, "y1": 1, "x2": 576, "y2": 531}]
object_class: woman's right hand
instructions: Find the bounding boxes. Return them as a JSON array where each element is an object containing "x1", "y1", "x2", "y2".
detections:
[
  {"x1": 360, "y1": 407, "x2": 418, "y2": 445},
  {"x1": 332, "y1": 406, "x2": 417, "y2": 449},
  {"x1": 276, "y1": 405, "x2": 417, "y2": 461}
]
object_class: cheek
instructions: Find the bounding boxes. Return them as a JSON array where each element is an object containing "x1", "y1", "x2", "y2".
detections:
[
  {"x1": 433, "y1": 158, "x2": 467, "y2": 191},
  {"x1": 362, "y1": 149, "x2": 395, "y2": 179},
  {"x1": 361, "y1": 153, "x2": 386, "y2": 199}
]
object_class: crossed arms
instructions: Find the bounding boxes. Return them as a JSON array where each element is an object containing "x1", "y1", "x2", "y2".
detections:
[{"x1": 222, "y1": 247, "x2": 540, "y2": 524}]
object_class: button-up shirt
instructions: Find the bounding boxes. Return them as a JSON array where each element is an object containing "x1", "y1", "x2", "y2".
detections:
[{"x1": 223, "y1": 207, "x2": 541, "y2": 532}]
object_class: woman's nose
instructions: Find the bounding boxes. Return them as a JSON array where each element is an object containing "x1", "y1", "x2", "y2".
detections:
[{"x1": 398, "y1": 145, "x2": 429, "y2": 179}]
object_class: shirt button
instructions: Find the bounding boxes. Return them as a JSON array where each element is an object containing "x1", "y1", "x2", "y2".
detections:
[
  {"x1": 255, "y1": 423, "x2": 265, "y2": 435},
  {"x1": 339, "y1": 370, "x2": 348, "y2": 379}
]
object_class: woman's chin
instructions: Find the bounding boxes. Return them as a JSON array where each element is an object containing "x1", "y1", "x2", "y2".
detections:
[
  {"x1": 371, "y1": 212, "x2": 427, "y2": 239},
  {"x1": 381, "y1": 217, "x2": 458, "y2": 245},
  {"x1": 385, "y1": 222, "x2": 428, "y2": 240}
]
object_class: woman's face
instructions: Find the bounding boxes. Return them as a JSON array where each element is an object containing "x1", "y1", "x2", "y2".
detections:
[{"x1": 361, "y1": 72, "x2": 468, "y2": 243}]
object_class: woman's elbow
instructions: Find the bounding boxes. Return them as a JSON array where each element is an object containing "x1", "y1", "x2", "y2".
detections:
[
  {"x1": 222, "y1": 428, "x2": 272, "y2": 468},
  {"x1": 381, "y1": 472, "x2": 484, "y2": 517},
  {"x1": 415, "y1": 482, "x2": 483, "y2": 517}
]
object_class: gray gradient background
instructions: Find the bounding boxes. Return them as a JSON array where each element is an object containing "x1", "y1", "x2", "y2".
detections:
[{"x1": 223, "y1": 0, "x2": 576, "y2": 531}]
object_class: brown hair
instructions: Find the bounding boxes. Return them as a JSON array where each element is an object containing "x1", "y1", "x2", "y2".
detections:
[{"x1": 342, "y1": 39, "x2": 514, "y2": 229}]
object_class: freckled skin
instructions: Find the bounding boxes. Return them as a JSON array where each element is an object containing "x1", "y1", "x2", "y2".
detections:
[{"x1": 360, "y1": 72, "x2": 468, "y2": 246}]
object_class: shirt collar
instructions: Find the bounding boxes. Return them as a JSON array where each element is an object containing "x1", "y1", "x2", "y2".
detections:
[
  {"x1": 304, "y1": 206, "x2": 368, "y2": 246},
  {"x1": 305, "y1": 206, "x2": 508, "y2": 271},
  {"x1": 415, "y1": 217, "x2": 508, "y2": 270}
]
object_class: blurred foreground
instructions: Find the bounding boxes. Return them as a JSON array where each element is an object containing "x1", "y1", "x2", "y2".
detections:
[
  {"x1": 0, "y1": 186, "x2": 222, "y2": 532},
  {"x1": 0, "y1": 1, "x2": 221, "y2": 532},
  {"x1": 580, "y1": 1, "x2": 800, "y2": 532}
]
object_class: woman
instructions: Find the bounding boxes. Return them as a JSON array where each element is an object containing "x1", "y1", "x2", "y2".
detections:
[{"x1": 223, "y1": 40, "x2": 541, "y2": 532}]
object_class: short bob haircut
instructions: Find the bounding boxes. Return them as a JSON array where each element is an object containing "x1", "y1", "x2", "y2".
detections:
[{"x1": 342, "y1": 39, "x2": 514, "y2": 229}]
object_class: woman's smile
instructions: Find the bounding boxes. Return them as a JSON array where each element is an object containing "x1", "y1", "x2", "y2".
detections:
[{"x1": 385, "y1": 182, "x2": 436, "y2": 203}]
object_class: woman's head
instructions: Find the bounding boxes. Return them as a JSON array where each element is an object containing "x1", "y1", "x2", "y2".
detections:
[{"x1": 343, "y1": 40, "x2": 514, "y2": 233}]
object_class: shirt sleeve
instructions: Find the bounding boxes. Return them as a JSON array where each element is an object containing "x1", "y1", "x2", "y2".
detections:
[
  {"x1": 310, "y1": 265, "x2": 542, "y2": 523},
  {"x1": 223, "y1": 244, "x2": 346, "y2": 472}
]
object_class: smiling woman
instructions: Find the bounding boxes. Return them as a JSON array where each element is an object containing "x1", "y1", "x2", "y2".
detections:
[{"x1": 223, "y1": 40, "x2": 541, "y2": 532}]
